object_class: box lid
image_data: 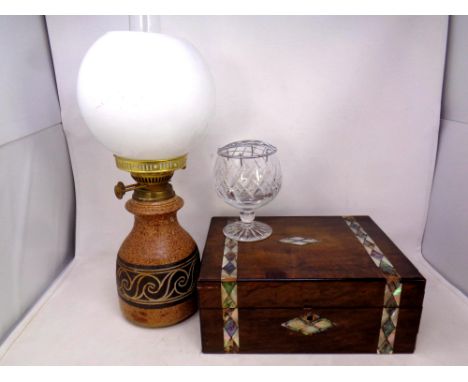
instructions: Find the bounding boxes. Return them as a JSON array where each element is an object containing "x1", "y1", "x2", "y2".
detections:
[{"x1": 198, "y1": 216, "x2": 425, "y2": 309}]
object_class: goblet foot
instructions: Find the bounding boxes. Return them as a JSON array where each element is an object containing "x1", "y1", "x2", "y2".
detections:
[{"x1": 223, "y1": 220, "x2": 272, "y2": 242}]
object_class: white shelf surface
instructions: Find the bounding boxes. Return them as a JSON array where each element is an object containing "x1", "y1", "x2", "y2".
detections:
[{"x1": 1, "y1": 246, "x2": 468, "y2": 365}]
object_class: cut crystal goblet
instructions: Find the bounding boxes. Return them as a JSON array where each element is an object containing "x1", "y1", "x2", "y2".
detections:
[{"x1": 214, "y1": 140, "x2": 282, "y2": 242}]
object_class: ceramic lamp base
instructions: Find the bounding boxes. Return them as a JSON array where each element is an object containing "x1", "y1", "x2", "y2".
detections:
[
  {"x1": 116, "y1": 195, "x2": 200, "y2": 327},
  {"x1": 119, "y1": 295, "x2": 197, "y2": 328}
]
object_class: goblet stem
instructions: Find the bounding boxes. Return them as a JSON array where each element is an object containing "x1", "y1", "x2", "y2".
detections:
[
  {"x1": 240, "y1": 210, "x2": 255, "y2": 224},
  {"x1": 222, "y1": 210, "x2": 272, "y2": 242}
]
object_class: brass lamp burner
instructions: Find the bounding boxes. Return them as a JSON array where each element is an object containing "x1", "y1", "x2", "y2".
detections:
[{"x1": 113, "y1": 154, "x2": 187, "y2": 202}]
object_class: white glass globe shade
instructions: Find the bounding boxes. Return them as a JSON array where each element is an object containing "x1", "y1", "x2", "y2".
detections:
[{"x1": 77, "y1": 31, "x2": 215, "y2": 160}]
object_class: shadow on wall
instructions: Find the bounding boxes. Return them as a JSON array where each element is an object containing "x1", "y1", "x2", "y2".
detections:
[
  {"x1": 0, "y1": 16, "x2": 76, "y2": 344},
  {"x1": 422, "y1": 16, "x2": 468, "y2": 297}
]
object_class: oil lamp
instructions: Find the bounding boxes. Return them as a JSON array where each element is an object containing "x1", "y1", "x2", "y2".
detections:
[{"x1": 77, "y1": 30, "x2": 215, "y2": 327}]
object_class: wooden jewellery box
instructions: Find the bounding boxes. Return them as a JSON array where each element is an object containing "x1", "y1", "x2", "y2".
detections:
[{"x1": 197, "y1": 216, "x2": 425, "y2": 354}]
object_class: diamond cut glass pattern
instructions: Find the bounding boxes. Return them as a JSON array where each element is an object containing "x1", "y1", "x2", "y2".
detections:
[{"x1": 215, "y1": 140, "x2": 281, "y2": 242}]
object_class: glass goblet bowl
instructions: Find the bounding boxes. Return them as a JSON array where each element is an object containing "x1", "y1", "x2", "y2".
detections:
[{"x1": 214, "y1": 140, "x2": 282, "y2": 242}]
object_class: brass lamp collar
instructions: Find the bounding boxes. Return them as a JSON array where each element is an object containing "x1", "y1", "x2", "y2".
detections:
[
  {"x1": 113, "y1": 154, "x2": 187, "y2": 202},
  {"x1": 114, "y1": 154, "x2": 187, "y2": 173}
]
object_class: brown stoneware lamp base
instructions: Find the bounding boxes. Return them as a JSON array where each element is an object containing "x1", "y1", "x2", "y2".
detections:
[
  {"x1": 112, "y1": 155, "x2": 200, "y2": 327},
  {"x1": 116, "y1": 195, "x2": 200, "y2": 327}
]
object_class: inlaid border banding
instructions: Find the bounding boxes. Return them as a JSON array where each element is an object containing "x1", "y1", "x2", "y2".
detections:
[
  {"x1": 343, "y1": 216, "x2": 403, "y2": 354},
  {"x1": 221, "y1": 237, "x2": 239, "y2": 353}
]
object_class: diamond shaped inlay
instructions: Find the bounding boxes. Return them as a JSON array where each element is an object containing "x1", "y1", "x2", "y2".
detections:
[
  {"x1": 222, "y1": 261, "x2": 236, "y2": 275},
  {"x1": 370, "y1": 250, "x2": 384, "y2": 261},
  {"x1": 279, "y1": 236, "x2": 320, "y2": 246},
  {"x1": 282, "y1": 313, "x2": 335, "y2": 336},
  {"x1": 382, "y1": 318, "x2": 395, "y2": 337},
  {"x1": 224, "y1": 252, "x2": 236, "y2": 261},
  {"x1": 224, "y1": 318, "x2": 238, "y2": 336}
]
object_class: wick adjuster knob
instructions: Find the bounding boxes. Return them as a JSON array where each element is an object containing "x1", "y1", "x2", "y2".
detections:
[{"x1": 114, "y1": 181, "x2": 144, "y2": 199}]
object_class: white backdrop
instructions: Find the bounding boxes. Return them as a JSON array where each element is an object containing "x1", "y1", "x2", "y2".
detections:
[
  {"x1": 423, "y1": 16, "x2": 468, "y2": 296},
  {"x1": 7, "y1": 15, "x2": 468, "y2": 366},
  {"x1": 0, "y1": 16, "x2": 75, "y2": 343},
  {"x1": 46, "y1": 15, "x2": 447, "y2": 261},
  {"x1": 0, "y1": 16, "x2": 61, "y2": 146}
]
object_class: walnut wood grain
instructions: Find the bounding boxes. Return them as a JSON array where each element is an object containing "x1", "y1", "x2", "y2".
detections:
[
  {"x1": 393, "y1": 308, "x2": 424, "y2": 353},
  {"x1": 198, "y1": 216, "x2": 425, "y2": 353},
  {"x1": 201, "y1": 217, "x2": 386, "y2": 281},
  {"x1": 198, "y1": 280, "x2": 386, "y2": 308},
  {"x1": 201, "y1": 307, "x2": 382, "y2": 353}
]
